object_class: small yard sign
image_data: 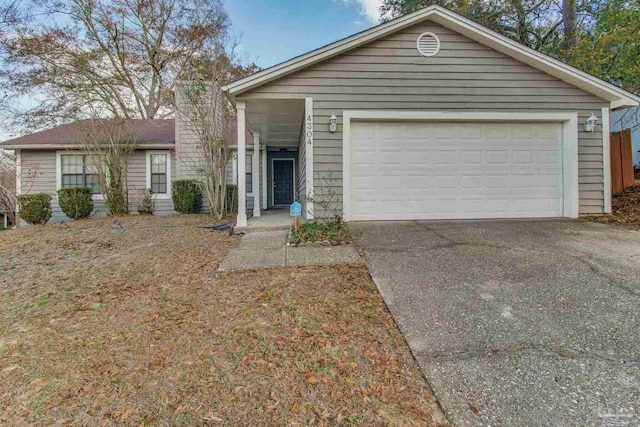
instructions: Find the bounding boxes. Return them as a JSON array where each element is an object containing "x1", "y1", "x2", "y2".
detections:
[
  {"x1": 290, "y1": 201, "x2": 302, "y2": 233},
  {"x1": 290, "y1": 201, "x2": 302, "y2": 217}
]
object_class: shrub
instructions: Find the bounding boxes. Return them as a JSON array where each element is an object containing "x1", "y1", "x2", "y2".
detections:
[
  {"x1": 57, "y1": 187, "x2": 94, "y2": 219},
  {"x1": 17, "y1": 193, "x2": 52, "y2": 225},
  {"x1": 226, "y1": 184, "x2": 238, "y2": 214},
  {"x1": 172, "y1": 180, "x2": 202, "y2": 213},
  {"x1": 137, "y1": 188, "x2": 155, "y2": 215}
]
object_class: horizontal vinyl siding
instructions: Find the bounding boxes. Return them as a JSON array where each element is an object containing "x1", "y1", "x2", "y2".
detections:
[
  {"x1": 19, "y1": 149, "x2": 176, "y2": 223},
  {"x1": 242, "y1": 21, "x2": 609, "y2": 216}
]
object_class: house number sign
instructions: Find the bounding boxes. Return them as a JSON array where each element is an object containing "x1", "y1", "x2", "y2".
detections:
[{"x1": 306, "y1": 113, "x2": 313, "y2": 145}]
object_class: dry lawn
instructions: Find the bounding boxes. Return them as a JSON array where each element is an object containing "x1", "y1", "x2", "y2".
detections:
[
  {"x1": 0, "y1": 215, "x2": 447, "y2": 426},
  {"x1": 588, "y1": 181, "x2": 640, "y2": 229}
]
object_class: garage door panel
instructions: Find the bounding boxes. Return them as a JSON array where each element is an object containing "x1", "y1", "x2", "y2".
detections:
[{"x1": 350, "y1": 121, "x2": 564, "y2": 220}]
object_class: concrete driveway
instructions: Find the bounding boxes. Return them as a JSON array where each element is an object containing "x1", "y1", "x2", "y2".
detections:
[{"x1": 349, "y1": 220, "x2": 639, "y2": 426}]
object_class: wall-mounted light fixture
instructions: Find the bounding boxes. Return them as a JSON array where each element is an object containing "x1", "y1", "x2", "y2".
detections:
[
  {"x1": 584, "y1": 113, "x2": 599, "y2": 132},
  {"x1": 329, "y1": 113, "x2": 337, "y2": 133}
]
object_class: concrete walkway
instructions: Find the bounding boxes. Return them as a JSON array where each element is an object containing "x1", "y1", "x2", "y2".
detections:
[{"x1": 218, "y1": 230, "x2": 362, "y2": 272}]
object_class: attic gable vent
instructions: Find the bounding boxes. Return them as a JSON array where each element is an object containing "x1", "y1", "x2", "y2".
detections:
[{"x1": 416, "y1": 32, "x2": 440, "y2": 57}]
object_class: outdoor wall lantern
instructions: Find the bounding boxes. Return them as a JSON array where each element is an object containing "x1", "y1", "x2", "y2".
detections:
[
  {"x1": 329, "y1": 113, "x2": 338, "y2": 133},
  {"x1": 584, "y1": 113, "x2": 599, "y2": 132}
]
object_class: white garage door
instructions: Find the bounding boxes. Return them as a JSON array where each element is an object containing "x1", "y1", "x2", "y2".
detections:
[{"x1": 349, "y1": 121, "x2": 564, "y2": 221}]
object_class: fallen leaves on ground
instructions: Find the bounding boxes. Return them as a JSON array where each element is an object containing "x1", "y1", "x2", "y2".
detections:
[
  {"x1": 0, "y1": 215, "x2": 447, "y2": 426},
  {"x1": 588, "y1": 181, "x2": 640, "y2": 229}
]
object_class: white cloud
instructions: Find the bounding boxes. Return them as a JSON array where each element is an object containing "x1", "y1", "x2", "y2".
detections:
[{"x1": 338, "y1": 0, "x2": 384, "y2": 24}]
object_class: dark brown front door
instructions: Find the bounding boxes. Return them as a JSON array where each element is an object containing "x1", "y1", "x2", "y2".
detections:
[{"x1": 273, "y1": 160, "x2": 294, "y2": 205}]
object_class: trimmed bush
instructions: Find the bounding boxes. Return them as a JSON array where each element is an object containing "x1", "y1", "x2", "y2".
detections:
[
  {"x1": 226, "y1": 184, "x2": 238, "y2": 214},
  {"x1": 18, "y1": 193, "x2": 52, "y2": 225},
  {"x1": 57, "y1": 187, "x2": 94, "y2": 220},
  {"x1": 172, "y1": 180, "x2": 202, "y2": 213}
]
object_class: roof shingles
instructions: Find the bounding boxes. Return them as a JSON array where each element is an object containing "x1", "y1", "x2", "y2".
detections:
[{"x1": 0, "y1": 119, "x2": 175, "y2": 148}]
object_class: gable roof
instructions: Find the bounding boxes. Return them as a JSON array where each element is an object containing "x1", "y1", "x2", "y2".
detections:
[
  {"x1": 0, "y1": 119, "x2": 176, "y2": 149},
  {"x1": 223, "y1": 5, "x2": 639, "y2": 110}
]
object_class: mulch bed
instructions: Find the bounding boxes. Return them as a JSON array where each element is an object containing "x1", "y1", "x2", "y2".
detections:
[
  {"x1": 0, "y1": 215, "x2": 447, "y2": 426},
  {"x1": 587, "y1": 181, "x2": 640, "y2": 229}
]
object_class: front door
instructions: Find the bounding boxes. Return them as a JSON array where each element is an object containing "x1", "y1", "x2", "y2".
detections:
[{"x1": 273, "y1": 160, "x2": 294, "y2": 205}]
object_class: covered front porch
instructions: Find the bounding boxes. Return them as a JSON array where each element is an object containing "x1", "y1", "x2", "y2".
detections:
[
  {"x1": 233, "y1": 97, "x2": 314, "y2": 228},
  {"x1": 246, "y1": 208, "x2": 291, "y2": 230}
]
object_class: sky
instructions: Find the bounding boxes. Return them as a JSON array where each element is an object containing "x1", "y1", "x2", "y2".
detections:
[
  {"x1": 226, "y1": 0, "x2": 384, "y2": 69},
  {"x1": 0, "y1": 0, "x2": 385, "y2": 143}
]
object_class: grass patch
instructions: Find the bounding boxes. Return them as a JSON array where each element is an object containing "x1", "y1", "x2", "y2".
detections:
[
  {"x1": 0, "y1": 214, "x2": 446, "y2": 426},
  {"x1": 289, "y1": 219, "x2": 351, "y2": 244},
  {"x1": 35, "y1": 299, "x2": 49, "y2": 307}
]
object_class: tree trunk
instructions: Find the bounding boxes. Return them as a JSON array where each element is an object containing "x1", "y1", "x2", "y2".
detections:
[{"x1": 562, "y1": 0, "x2": 577, "y2": 51}]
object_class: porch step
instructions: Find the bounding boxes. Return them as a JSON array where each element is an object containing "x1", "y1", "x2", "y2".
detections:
[{"x1": 235, "y1": 224, "x2": 290, "y2": 234}]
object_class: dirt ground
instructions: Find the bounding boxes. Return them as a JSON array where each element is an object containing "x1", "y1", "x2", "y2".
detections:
[
  {"x1": 0, "y1": 215, "x2": 447, "y2": 426},
  {"x1": 588, "y1": 181, "x2": 640, "y2": 229}
]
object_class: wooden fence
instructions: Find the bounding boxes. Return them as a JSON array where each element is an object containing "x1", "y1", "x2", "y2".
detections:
[{"x1": 610, "y1": 129, "x2": 635, "y2": 194}]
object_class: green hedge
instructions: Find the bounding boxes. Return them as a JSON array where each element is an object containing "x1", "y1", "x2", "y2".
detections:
[
  {"x1": 18, "y1": 193, "x2": 52, "y2": 225},
  {"x1": 172, "y1": 180, "x2": 202, "y2": 213},
  {"x1": 57, "y1": 187, "x2": 94, "y2": 219}
]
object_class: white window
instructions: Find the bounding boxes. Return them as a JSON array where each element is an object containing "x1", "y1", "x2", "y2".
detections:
[
  {"x1": 146, "y1": 151, "x2": 171, "y2": 199},
  {"x1": 245, "y1": 153, "x2": 253, "y2": 195},
  {"x1": 56, "y1": 152, "x2": 102, "y2": 197},
  {"x1": 232, "y1": 152, "x2": 253, "y2": 196}
]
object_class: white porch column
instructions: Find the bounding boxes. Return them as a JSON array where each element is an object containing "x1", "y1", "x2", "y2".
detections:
[
  {"x1": 305, "y1": 97, "x2": 314, "y2": 219},
  {"x1": 253, "y1": 132, "x2": 261, "y2": 217},
  {"x1": 236, "y1": 101, "x2": 247, "y2": 227},
  {"x1": 261, "y1": 145, "x2": 267, "y2": 210}
]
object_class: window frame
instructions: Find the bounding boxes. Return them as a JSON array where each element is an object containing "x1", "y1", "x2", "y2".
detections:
[
  {"x1": 56, "y1": 151, "x2": 104, "y2": 200},
  {"x1": 232, "y1": 152, "x2": 253, "y2": 196},
  {"x1": 146, "y1": 150, "x2": 172, "y2": 199}
]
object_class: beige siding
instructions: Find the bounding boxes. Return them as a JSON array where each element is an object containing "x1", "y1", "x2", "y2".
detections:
[
  {"x1": 175, "y1": 83, "x2": 255, "y2": 213},
  {"x1": 242, "y1": 21, "x2": 609, "y2": 216},
  {"x1": 20, "y1": 149, "x2": 176, "y2": 223},
  {"x1": 175, "y1": 85, "x2": 205, "y2": 182}
]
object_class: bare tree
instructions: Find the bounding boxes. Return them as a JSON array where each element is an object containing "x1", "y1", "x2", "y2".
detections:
[
  {"x1": 76, "y1": 118, "x2": 138, "y2": 215},
  {"x1": 178, "y1": 70, "x2": 234, "y2": 220},
  {"x1": 0, "y1": 148, "x2": 43, "y2": 226},
  {"x1": 0, "y1": 150, "x2": 17, "y2": 226},
  {"x1": 562, "y1": 0, "x2": 578, "y2": 50},
  {"x1": 0, "y1": 0, "x2": 237, "y2": 132}
]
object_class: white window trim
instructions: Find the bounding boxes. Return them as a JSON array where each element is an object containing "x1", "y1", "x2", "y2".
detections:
[
  {"x1": 342, "y1": 110, "x2": 579, "y2": 222},
  {"x1": 232, "y1": 151, "x2": 254, "y2": 197},
  {"x1": 146, "y1": 150, "x2": 172, "y2": 200},
  {"x1": 56, "y1": 151, "x2": 104, "y2": 201}
]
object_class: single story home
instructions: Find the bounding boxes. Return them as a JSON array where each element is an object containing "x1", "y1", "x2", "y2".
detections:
[
  {"x1": 221, "y1": 4, "x2": 639, "y2": 226},
  {"x1": 0, "y1": 117, "x2": 255, "y2": 224},
  {"x1": 1, "y1": 120, "x2": 178, "y2": 222},
  {"x1": 4, "y1": 5, "x2": 640, "y2": 226}
]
